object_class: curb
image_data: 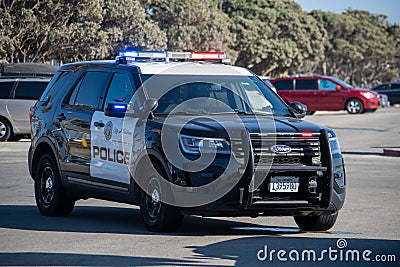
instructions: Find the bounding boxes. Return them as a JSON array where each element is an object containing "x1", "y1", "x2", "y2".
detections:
[{"x1": 383, "y1": 148, "x2": 400, "y2": 157}]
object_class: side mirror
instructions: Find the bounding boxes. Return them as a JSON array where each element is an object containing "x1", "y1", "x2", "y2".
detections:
[
  {"x1": 105, "y1": 102, "x2": 128, "y2": 118},
  {"x1": 335, "y1": 85, "x2": 342, "y2": 91},
  {"x1": 143, "y1": 98, "x2": 158, "y2": 112},
  {"x1": 289, "y1": 102, "x2": 307, "y2": 119}
]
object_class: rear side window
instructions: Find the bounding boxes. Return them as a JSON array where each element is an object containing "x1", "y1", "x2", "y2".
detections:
[
  {"x1": 68, "y1": 71, "x2": 109, "y2": 109},
  {"x1": 392, "y1": 84, "x2": 400, "y2": 89},
  {"x1": 295, "y1": 79, "x2": 318, "y2": 90},
  {"x1": 14, "y1": 81, "x2": 48, "y2": 100},
  {"x1": 0, "y1": 82, "x2": 15, "y2": 99},
  {"x1": 273, "y1": 80, "x2": 294, "y2": 90}
]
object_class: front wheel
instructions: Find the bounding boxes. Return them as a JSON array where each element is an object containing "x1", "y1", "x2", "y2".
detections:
[
  {"x1": 34, "y1": 153, "x2": 75, "y2": 216},
  {"x1": 294, "y1": 212, "x2": 338, "y2": 231},
  {"x1": 346, "y1": 98, "x2": 364, "y2": 114},
  {"x1": 139, "y1": 165, "x2": 183, "y2": 232},
  {"x1": 0, "y1": 118, "x2": 11, "y2": 141}
]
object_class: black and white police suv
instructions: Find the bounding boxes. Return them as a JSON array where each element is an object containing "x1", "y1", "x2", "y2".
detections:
[{"x1": 28, "y1": 50, "x2": 346, "y2": 232}]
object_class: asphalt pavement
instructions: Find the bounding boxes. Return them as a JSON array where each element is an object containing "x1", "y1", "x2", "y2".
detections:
[{"x1": 0, "y1": 107, "x2": 399, "y2": 266}]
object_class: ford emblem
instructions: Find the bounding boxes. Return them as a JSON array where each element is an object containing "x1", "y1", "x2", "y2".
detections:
[{"x1": 271, "y1": 145, "x2": 292, "y2": 154}]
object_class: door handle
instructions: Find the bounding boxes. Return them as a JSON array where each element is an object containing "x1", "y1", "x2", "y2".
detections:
[{"x1": 94, "y1": 121, "x2": 105, "y2": 128}]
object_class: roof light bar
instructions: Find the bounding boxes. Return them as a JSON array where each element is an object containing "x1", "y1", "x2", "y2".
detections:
[{"x1": 116, "y1": 50, "x2": 229, "y2": 64}]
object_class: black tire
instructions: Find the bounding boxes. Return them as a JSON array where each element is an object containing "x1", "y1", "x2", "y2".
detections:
[
  {"x1": 34, "y1": 153, "x2": 75, "y2": 216},
  {"x1": 139, "y1": 164, "x2": 183, "y2": 232},
  {"x1": 345, "y1": 98, "x2": 364, "y2": 114},
  {"x1": 0, "y1": 118, "x2": 11, "y2": 141},
  {"x1": 369, "y1": 108, "x2": 377, "y2": 112},
  {"x1": 294, "y1": 212, "x2": 338, "y2": 231}
]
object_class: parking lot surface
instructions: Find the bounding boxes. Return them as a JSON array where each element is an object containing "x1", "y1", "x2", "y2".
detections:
[{"x1": 0, "y1": 107, "x2": 399, "y2": 266}]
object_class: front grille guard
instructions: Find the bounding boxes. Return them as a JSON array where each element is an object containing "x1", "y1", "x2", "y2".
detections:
[{"x1": 239, "y1": 129, "x2": 333, "y2": 209}]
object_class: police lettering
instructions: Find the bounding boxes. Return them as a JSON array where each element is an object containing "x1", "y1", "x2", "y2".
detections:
[{"x1": 93, "y1": 146, "x2": 130, "y2": 164}]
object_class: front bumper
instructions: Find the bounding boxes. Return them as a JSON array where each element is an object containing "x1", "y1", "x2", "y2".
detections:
[{"x1": 180, "y1": 130, "x2": 346, "y2": 217}]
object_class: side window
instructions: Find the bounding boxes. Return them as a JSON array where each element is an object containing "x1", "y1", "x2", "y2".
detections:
[
  {"x1": 295, "y1": 79, "x2": 318, "y2": 90},
  {"x1": 14, "y1": 81, "x2": 48, "y2": 100},
  {"x1": 68, "y1": 71, "x2": 109, "y2": 109},
  {"x1": 391, "y1": 84, "x2": 400, "y2": 89},
  {"x1": 273, "y1": 80, "x2": 294, "y2": 90},
  {"x1": 104, "y1": 73, "x2": 134, "y2": 106},
  {"x1": 319, "y1": 79, "x2": 337, "y2": 90},
  {"x1": 0, "y1": 82, "x2": 15, "y2": 99}
]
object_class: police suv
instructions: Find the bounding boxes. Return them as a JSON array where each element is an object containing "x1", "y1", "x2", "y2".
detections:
[{"x1": 28, "y1": 50, "x2": 346, "y2": 232}]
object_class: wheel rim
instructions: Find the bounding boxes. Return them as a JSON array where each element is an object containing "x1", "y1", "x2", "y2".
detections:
[
  {"x1": 0, "y1": 121, "x2": 7, "y2": 138},
  {"x1": 40, "y1": 165, "x2": 55, "y2": 207},
  {"x1": 347, "y1": 100, "x2": 361, "y2": 113},
  {"x1": 145, "y1": 178, "x2": 161, "y2": 222}
]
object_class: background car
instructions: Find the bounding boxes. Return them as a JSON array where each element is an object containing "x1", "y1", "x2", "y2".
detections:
[
  {"x1": 370, "y1": 82, "x2": 400, "y2": 105},
  {"x1": 0, "y1": 77, "x2": 50, "y2": 141},
  {"x1": 270, "y1": 76, "x2": 380, "y2": 114}
]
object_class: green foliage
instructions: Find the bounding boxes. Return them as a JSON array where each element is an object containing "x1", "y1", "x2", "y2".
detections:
[
  {"x1": 148, "y1": 0, "x2": 234, "y2": 55},
  {"x1": 0, "y1": 0, "x2": 398, "y2": 85},
  {"x1": 311, "y1": 9, "x2": 399, "y2": 86},
  {"x1": 222, "y1": 0, "x2": 326, "y2": 76}
]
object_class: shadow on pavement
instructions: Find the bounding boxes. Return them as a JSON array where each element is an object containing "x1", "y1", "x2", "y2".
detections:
[
  {"x1": 0, "y1": 205, "x2": 302, "y2": 237},
  {"x1": 0, "y1": 252, "x2": 216, "y2": 267},
  {"x1": 190, "y1": 236, "x2": 399, "y2": 267}
]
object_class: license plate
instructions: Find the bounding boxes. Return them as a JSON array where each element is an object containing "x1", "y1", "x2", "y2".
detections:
[{"x1": 269, "y1": 176, "x2": 299, "y2": 192}]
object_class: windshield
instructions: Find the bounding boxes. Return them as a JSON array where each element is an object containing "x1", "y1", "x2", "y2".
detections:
[
  {"x1": 140, "y1": 74, "x2": 292, "y2": 117},
  {"x1": 331, "y1": 77, "x2": 353, "y2": 89}
]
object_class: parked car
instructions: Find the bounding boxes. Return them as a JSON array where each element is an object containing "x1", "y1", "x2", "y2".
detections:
[
  {"x1": 270, "y1": 76, "x2": 380, "y2": 114},
  {"x1": 0, "y1": 77, "x2": 50, "y2": 141},
  {"x1": 370, "y1": 82, "x2": 400, "y2": 105}
]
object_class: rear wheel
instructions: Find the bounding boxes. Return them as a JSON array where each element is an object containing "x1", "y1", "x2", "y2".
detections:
[
  {"x1": 346, "y1": 98, "x2": 364, "y2": 114},
  {"x1": 294, "y1": 212, "x2": 338, "y2": 231},
  {"x1": 139, "y1": 164, "x2": 183, "y2": 232},
  {"x1": 34, "y1": 153, "x2": 75, "y2": 216},
  {"x1": 0, "y1": 118, "x2": 11, "y2": 141}
]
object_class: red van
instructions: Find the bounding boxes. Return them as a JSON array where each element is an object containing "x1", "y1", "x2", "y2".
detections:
[{"x1": 270, "y1": 76, "x2": 380, "y2": 114}]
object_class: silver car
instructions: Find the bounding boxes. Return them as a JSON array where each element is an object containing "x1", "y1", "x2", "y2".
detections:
[{"x1": 0, "y1": 77, "x2": 50, "y2": 141}]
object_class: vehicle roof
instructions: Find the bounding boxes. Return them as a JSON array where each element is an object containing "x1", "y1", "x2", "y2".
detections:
[
  {"x1": 0, "y1": 63, "x2": 58, "y2": 77},
  {"x1": 60, "y1": 60, "x2": 254, "y2": 76},
  {"x1": 271, "y1": 75, "x2": 335, "y2": 80}
]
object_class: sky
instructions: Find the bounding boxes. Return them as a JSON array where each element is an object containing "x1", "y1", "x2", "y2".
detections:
[{"x1": 294, "y1": 0, "x2": 400, "y2": 24}]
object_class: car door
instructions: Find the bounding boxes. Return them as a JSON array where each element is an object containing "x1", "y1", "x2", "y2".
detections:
[
  {"x1": 316, "y1": 78, "x2": 345, "y2": 110},
  {"x1": 292, "y1": 78, "x2": 318, "y2": 111},
  {"x1": 90, "y1": 68, "x2": 143, "y2": 188},
  {"x1": 388, "y1": 84, "x2": 400, "y2": 104},
  {"x1": 7, "y1": 80, "x2": 48, "y2": 132},
  {"x1": 58, "y1": 70, "x2": 110, "y2": 178}
]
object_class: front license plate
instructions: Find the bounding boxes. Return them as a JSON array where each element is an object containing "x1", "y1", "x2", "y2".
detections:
[{"x1": 269, "y1": 176, "x2": 299, "y2": 192}]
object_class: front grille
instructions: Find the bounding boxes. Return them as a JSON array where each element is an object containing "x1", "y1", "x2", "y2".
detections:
[
  {"x1": 249, "y1": 132, "x2": 325, "y2": 205},
  {"x1": 250, "y1": 132, "x2": 322, "y2": 168}
]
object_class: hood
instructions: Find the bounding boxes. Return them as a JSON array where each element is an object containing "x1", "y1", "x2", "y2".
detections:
[{"x1": 152, "y1": 115, "x2": 327, "y2": 139}]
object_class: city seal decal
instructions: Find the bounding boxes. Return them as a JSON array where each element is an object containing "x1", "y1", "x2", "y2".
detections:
[
  {"x1": 271, "y1": 144, "x2": 291, "y2": 154},
  {"x1": 104, "y1": 121, "x2": 113, "y2": 140}
]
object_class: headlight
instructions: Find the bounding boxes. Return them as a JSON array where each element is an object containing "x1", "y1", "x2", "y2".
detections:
[
  {"x1": 179, "y1": 134, "x2": 230, "y2": 155},
  {"x1": 360, "y1": 92, "x2": 375, "y2": 99},
  {"x1": 329, "y1": 136, "x2": 341, "y2": 154}
]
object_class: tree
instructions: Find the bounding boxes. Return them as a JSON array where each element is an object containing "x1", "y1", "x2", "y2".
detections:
[
  {"x1": 311, "y1": 9, "x2": 399, "y2": 86},
  {"x1": 221, "y1": 0, "x2": 326, "y2": 76},
  {"x1": 147, "y1": 0, "x2": 234, "y2": 56},
  {"x1": 0, "y1": 0, "x2": 166, "y2": 63}
]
